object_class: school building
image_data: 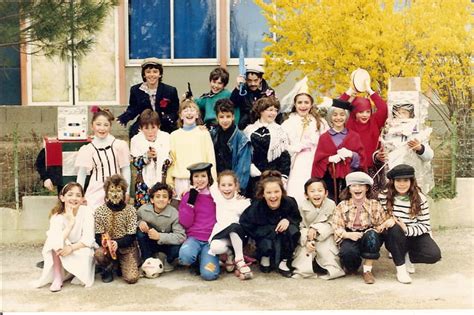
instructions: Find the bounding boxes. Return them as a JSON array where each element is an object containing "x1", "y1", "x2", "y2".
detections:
[{"x1": 0, "y1": 0, "x2": 298, "y2": 108}]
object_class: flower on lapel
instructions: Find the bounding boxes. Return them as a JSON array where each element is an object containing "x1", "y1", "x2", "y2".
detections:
[
  {"x1": 265, "y1": 89, "x2": 275, "y2": 97},
  {"x1": 159, "y1": 98, "x2": 170, "y2": 108}
]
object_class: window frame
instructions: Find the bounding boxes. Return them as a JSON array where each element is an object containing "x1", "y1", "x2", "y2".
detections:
[
  {"x1": 125, "y1": 0, "x2": 221, "y2": 67},
  {"x1": 226, "y1": 0, "x2": 274, "y2": 66}
]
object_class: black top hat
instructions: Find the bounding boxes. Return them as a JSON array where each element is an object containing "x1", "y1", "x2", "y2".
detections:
[
  {"x1": 187, "y1": 162, "x2": 213, "y2": 173},
  {"x1": 332, "y1": 99, "x2": 352, "y2": 111},
  {"x1": 387, "y1": 164, "x2": 415, "y2": 180}
]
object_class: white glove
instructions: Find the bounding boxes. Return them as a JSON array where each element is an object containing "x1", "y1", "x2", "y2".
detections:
[
  {"x1": 345, "y1": 87, "x2": 356, "y2": 97},
  {"x1": 328, "y1": 154, "x2": 342, "y2": 163},
  {"x1": 337, "y1": 148, "x2": 353, "y2": 159},
  {"x1": 250, "y1": 164, "x2": 262, "y2": 177}
]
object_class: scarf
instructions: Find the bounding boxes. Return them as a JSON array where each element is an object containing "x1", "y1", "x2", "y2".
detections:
[{"x1": 246, "y1": 120, "x2": 289, "y2": 162}]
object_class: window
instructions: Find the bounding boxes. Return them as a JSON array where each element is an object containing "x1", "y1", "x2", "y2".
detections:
[
  {"x1": 229, "y1": 0, "x2": 270, "y2": 59},
  {"x1": 128, "y1": 0, "x2": 217, "y2": 61}
]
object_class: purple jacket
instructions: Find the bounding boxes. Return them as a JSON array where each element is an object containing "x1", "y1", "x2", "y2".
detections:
[{"x1": 179, "y1": 191, "x2": 216, "y2": 242}]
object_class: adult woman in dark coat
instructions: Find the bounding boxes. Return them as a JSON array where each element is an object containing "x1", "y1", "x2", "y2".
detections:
[
  {"x1": 239, "y1": 170, "x2": 301, "y2": 277},
  {"x1": 118, "y1": 58, "x2": 179, "y2": 138}
]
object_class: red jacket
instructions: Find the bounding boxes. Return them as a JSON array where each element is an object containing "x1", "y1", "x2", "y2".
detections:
[
  {"x1": 311, "y1": 129, "x2": 366, "y2": 179},
  {"x1": 341, "y1": 92, "x2": 387, "y2": 168}
]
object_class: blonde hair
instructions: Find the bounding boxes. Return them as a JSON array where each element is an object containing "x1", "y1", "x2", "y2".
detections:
[{"x1": 177, "y1": 99, "x2": 203, "y2": 128}]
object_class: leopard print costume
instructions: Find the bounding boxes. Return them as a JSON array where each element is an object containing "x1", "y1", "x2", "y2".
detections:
[{"x1": 94, "y1": 204, "x2": 140, "y2": 284}]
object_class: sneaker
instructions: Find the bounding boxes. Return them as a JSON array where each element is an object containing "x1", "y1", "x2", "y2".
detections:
[
  {"x1": 362, "y1": 271, "x2": 375, "y2": 284},
  {"x1": 396, "y1": 269, "x2": 412, "y2": 284}
]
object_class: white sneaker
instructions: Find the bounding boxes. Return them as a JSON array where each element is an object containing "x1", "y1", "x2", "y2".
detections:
[
  {"x1": 405, "y1": 253, "x2": 415, "y2": 274},
  {"x1": 396, "y1": 265, "x2": 412, "y2": 284}
]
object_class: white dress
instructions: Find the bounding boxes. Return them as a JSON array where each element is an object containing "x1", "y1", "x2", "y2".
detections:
[
  {"x1": 281, "y1": 113, "x2": 329, "y2": 206},
  {"x1": 35, "y1": 205, "x2": 96, "y2": 288}
]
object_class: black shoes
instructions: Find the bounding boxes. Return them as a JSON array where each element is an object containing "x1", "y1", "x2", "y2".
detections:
[
  {"x1": 101, "y1": 270, "x2": 114, "y2": 283},
  {"x1": 278, "y1": 267, "x2": 292, "y2": 278},
  {"x1": 259, "y1": 265, "x2": 272, "y2": 273}
]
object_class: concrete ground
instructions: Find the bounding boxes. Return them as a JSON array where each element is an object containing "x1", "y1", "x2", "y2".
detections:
[{"x1": 1, "y1": 228, "x2": 473, "y2": 312}]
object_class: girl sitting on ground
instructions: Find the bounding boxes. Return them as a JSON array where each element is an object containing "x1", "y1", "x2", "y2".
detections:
[
  {"x1": 291, "y1": 178, "x2": 345, "y2": 280},
  {"x1": 239, "y1": 170, "x2": 302, "y2": 278},
  {"x1": 378, "y1": 164, "x2": 441, "y2": 284},
  {"x1": 332, "y1": 172, "x2": 389, "y2": 284},
  {"x1": 208, "y1": 170, "x2": 253, "y2": 280},
  {"x1": 178, "y1": 162, "x2": 220, "y2": 281},
  {"x1": 35, "y1": 182, "x2": 95, "y2": 292}
]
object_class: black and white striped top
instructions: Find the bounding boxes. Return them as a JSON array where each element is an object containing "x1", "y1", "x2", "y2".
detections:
[{"x1": 378, "y1": 193, "x2": 431, "y2": 237}]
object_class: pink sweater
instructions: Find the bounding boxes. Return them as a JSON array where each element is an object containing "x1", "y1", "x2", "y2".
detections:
[{"x1": 179, "y1": 191, "x2": 216, "y2": 242}]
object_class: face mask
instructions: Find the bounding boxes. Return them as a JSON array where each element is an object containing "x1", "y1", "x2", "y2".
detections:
[{"x1": 106, "y1": 184, "x2": 126, "y2": 211}]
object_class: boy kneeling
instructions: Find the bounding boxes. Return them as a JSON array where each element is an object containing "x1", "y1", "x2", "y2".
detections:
[{"x1": 136, "y1": 182, "x2": 186, "y2": 272}]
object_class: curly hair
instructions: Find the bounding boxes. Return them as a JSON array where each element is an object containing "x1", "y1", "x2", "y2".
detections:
[
  {"x1": 149, "y1": 182, "x2": 173, "y2": 200},
  {"x1": 103, "y1": 174, "x2": 128, "y2": 199},
  {"x1": 251, "y1": 96, "x2": 280, "y2": 122},
  {"x1": 255, "y1": 170, "x2": 286, "y2": 200}
]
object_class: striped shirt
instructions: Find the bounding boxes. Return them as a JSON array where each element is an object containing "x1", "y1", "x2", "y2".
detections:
[{"x1": 378, "y1": 193, "x2": 431, "y2": 237}]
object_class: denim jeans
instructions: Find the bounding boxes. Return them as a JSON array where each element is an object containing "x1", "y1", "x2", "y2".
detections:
[
  {"x1": 136, "y1": 230, "x2": 181, "y2": 263},
  {"x1": 179, "y1": 237, "x2": 220, "y2": 281}
]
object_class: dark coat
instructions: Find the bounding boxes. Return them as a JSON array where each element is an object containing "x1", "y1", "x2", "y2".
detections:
[
  {"x1": 230, "y1": 78, "x2": 275, "y2": 130},
  {"x1": 239, "y1": 196, "x2": 301, "y2": 241},
  {"x1": 118, "y1": 82, "x2": 179, "y2": 137}
]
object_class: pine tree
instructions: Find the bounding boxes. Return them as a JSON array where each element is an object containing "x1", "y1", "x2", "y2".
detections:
[{"x1": 0, "y1": 0, "x2": 118, "y2": 60}]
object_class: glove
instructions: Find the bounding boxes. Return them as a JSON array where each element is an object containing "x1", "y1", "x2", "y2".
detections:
[
  {"x1": 250, "y1": 164, "x2": 262, "y2": 177},
  {"x1": 345, "y1": 87, "x2": 356, "y2": 97},
  {"x1": 337, "y1": 148, "x2": 353, "y2": 159},
  {"x1": 328, "y1": 154, "x2": 342, "y2": 163}
]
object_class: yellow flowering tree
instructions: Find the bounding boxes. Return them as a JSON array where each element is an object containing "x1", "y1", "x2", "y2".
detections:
[{"x1": 256, "y1": 0, "x2": 473, "y2": 178}]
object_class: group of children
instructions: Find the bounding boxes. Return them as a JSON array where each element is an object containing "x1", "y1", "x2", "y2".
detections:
[{"x1": 35, "y1": 61, "x2": 441, "y2": 292}]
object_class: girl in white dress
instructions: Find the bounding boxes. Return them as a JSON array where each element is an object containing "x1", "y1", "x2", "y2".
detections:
[
  {"x1": 35, "y1": 183, "x2": 95, "y2": 291},
  {"x1": 75, "y1": 108, "x2": 131, "y2": 211},
  {"x1": 282, "y1": 87, "x2": 329, "y2": 206}
]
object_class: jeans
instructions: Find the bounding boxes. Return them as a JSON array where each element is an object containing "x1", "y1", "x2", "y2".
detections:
[
  {"x1": 179, "y1": 237, "x2": 220, "y2": 281},
  {"x1": 339, "y1": 229, "x2": 382, "y2": 273},
  {"x1": 136, "y1": 231, "x2": 181, "y2": 263}
]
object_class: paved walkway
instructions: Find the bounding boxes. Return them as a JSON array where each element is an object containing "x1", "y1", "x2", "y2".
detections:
[{"x1": 1, "y1": 228, "x2": 473, "y2": 311}]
